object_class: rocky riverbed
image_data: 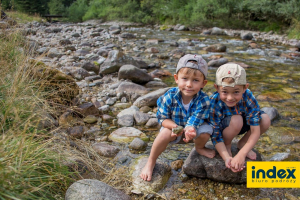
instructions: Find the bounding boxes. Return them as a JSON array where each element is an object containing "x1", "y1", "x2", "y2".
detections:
[{"x1": 3, "y1": 18, "x2": 300, "y2": 199}]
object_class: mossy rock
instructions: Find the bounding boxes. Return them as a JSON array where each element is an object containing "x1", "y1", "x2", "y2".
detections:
[
  {"x1": 257, "y1": 91, "x2": 292, "y2": 101},
  {"x1": 109, "y1": 127, "x2": 149, "y2": 143}
]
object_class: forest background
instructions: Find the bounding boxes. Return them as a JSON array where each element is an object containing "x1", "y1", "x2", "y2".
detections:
[{"x1": 2, "y1": 0, "x2": 300, "y2": 39}]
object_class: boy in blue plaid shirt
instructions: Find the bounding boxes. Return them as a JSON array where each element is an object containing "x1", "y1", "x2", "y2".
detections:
[
  {"x1": 140, "y1": 54, "x2": 215, "y2": 181},
  {"x1": 209, "y1": 63, "x2": 270, "y2": 172}
]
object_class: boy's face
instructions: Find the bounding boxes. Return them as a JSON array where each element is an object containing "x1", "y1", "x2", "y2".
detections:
[
  {"x1": 174, "y1": 68, "x2": 207, "y2": 102},
  {"x1": 214, "y1": 84, "x2": 249, "y2": 107}
]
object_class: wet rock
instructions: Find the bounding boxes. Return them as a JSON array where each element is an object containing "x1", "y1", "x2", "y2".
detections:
[
  {"x1": 268, "y1": 153, "x2": 292, "y2": 161},
  {"x1": 120, "y1": 32, "x2": 136, "y2": 38},
  {"x1": 241, "y1": 32, "x2": 253, "y2": 40},
  {"x1": 109, "y1": 127, "x2": 149, "y2": 143},
  {"x1": 146, "y1": 39, "x2": 161, "y2": 45},
  {"x1": 92, "y1": 142, "x2": 120, "y2": 157},
  {"x1": 261, "y1": 107, "x2": 279, "y2": 122},
  {"x1": 118, "y1": 64, "x2": 154, "y2": 84},
  {"x1": 65, "y1": 179, "x2": 131, "y2": 200},
  {"x1": 183, "y1": 146, "x2": 262, "y2": 183},
  {"x1": 131, "y1": 157, "x2": 171, "y2": 194},
  {"x1": 267, "y1": 126, "x2": 300, "y2": 144},
  {"x1": 208, "y1": 58, "x2": 228, "y2": 67},
  {"x1": 203, "y1": 44, "x2": 227, "y2": 52},
  {"x1": 133, "y1": 88, "x2": 170, "y2": 108},
  {"x1": 129, "y1": 138, "x2": 147, "y2": 150},
  {"x1": 171, "y1": 160, "x2": 184, "y2": 170}
]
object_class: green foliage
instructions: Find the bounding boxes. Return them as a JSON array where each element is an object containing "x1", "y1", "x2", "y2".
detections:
[
  {"x1": 48, "y1": 0, "x2": 66, "y2": 15},
  {"x1": 12, "y1": 0, "x2": 49, "y2": 15},
  {"x1": 67, "y1": 0, "x2": 89, "y2": 22},
  {"x1": 1, "y1": 0, "x2": 12, "y2": 10}
]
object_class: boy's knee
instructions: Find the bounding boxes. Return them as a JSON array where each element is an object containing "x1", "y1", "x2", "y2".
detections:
[
  {"x1": 260, "y1": 114, "x2": 271, "y2": 132},
  {"x1": 229, "y1": 115, "x2": 243, "y2": 130}
]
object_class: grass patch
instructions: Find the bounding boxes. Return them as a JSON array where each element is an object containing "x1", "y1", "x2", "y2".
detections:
[
  {"x1": 0, "y1": 29, "x2": 75, "y2": 199},
  {"x1": 5, "y1": 11, "x2": 43, "y2": 23}
]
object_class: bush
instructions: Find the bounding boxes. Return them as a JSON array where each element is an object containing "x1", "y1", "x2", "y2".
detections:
[{"x1": 67, "y1": 0, "x2": 89, "y2": 22}]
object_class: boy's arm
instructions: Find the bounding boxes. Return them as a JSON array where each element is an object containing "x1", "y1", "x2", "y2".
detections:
[{"x1": 215, "y1": 143, "x2": 232, "y2": 168}]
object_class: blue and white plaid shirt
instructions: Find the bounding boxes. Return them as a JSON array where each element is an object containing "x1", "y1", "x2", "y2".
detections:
[
  {"x1": 156, "y1": 87, "x2": 210, "y2": 129},
  {"x1": 209, "y1": 89, "x2": 262, "y2": 146}
]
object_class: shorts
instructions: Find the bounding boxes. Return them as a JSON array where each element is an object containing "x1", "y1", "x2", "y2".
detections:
[
  {"x1": 160, "y1": 122, "x2": 213, "y2": 144},
  {"x1": 220, "y1": 111, "x2": 265, "y2": 135}
]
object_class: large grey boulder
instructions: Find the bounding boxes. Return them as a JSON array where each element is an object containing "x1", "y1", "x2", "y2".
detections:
[
  {"x1": 183, "y1": 145, "x2": 262, "y2": 183},
  {"x1": 65, "y1": 179, "x2": 131, "y2": 200}
]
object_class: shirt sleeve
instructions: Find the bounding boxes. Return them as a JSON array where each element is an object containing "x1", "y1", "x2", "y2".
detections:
[
  {"x1": 186, "y1": 95, "x2": 210, "y2": 129},
  {"x1": 209, "y1": 99, "x2": 224, "y2": 146},
  {"x1": 156, "y1": 92, "x2": 172, "y2": 125},
  {"x1": 245, "y1": 90, "x2": 261, "y2": 126}
]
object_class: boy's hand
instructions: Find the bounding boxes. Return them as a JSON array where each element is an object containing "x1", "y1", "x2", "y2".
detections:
[
  {"x1": 225, "y1": 157, "x2": 232, "y2": 169},
  {"x1": 183, "y1": 126, "x2": 196, "y2": 143},
  {"x1": 230, "y1": 154, "x2": 245, "y2": 172}
]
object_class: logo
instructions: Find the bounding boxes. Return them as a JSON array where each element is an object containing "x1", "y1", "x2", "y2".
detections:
[{"x1": 247, "y1": 161, "x2": 300, "y2": 188}]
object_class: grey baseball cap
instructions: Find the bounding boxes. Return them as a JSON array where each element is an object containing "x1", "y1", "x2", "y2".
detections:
[{"x1": 176, "y1": 54, "x2": 208, "y2": 78}]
